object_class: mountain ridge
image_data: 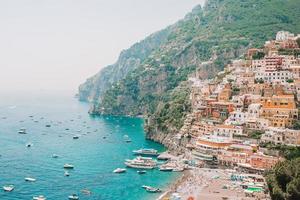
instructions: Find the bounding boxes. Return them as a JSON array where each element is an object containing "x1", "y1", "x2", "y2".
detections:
[{"x1": 79, "y1": 0, "x2": 300, "y2": 145}]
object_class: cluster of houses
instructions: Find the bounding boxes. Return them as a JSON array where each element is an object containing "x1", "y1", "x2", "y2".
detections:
[{"x1": 180, "y1": 31, "x2": 300, "y2": 173}]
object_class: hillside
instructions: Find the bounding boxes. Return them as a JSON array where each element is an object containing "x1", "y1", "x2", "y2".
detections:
[{"x1": 79, "y1": 0, "x2": 300, "y2": 143}]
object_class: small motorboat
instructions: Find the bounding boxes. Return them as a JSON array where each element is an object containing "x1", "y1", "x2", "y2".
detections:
[
  {"x1": 64, "y1": 171, "x2": 70, "y2": 176},
  {"x1": 64, "y1": 164, "x2": 74, "y2": 169},
  {"x1": 73, "y1": 135, "x2": 79, "y2": 139},
  {"x1": 18, "y1": 128, "x2": 27, "y2": 134},
  {"x1": 45, "y1": 125, "x2": 51, "y2": 128},
  {"x1": 80, "y1": 189, "x2": 91, "y2": 195},
  {"x1": 173, "y1": 167, "x2": 184, "y2": 172},
  {"x1": 113, "y1": 168, "x2": 126, "y2": 173},
  {"x1": 137, "y1": 170, "x2": 146, "y2": 174},
  {"x1": 25, "y1": 177, "x2": 36, "y2": 182},
  {"x1": 68, "y1": 194, "x2": 79, "y2": 200},
  {"x1": 52, "y1": 154, "x2": 59, "y2": 158},
  {"x1": 33, "y1": 195, "x2": 46, "y2": 200},
  {"x1": 26, "y1": 143, "x2": 33, "y2": 148},
  {"x1": 3, "y1": 185, "x2": 14, "y2": 192},
  {"x1": 142, "y1": 185, "x2": 162, "y2": 193}
]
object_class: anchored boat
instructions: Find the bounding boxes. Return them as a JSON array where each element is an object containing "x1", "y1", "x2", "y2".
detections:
[
  {"x1": 133, "y1": 148, "x2": 159, "y2": 156},
  {"x1": 125, "y1": 156, "x2": 156, "y2": 169}
]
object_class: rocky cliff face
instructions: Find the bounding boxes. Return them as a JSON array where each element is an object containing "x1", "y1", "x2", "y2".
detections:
[{"x1": 79, "y1": 0, "x2": 300, "y2": 146}]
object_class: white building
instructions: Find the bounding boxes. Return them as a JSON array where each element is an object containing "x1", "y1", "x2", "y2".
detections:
[
  {"x1": 255, "y1": 70, "x2": 293, "y2": 84},
  {"x1": 261, "y1": 127, "x2": 300, "y2": 146},
  {"x1": 225, "y1": 110, "x2": 247, "y2": 125},
  {"x1": 276, "y1": 31, "x2": 295, "y2": 41},
  {"x1": 247, "y1": 103, "x2": 261, "y2": 119},
  {"x1": 213, "y1": 125, "x2": 244, "y2": 138}
]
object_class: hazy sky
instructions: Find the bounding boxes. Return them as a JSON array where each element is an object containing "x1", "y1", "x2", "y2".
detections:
[{"x1": 0, "y1": 0, "x2": 204, "y2": 92}]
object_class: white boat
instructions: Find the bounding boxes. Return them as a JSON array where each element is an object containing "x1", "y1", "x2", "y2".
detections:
[
  {"x1": 137, "y1": 170, "x2": 146, "y2": 174},
  {"x1": 25, "y1": 177, "x2": 36, "y2": 182},
  {"x1": 68, "y1": 194, "x2": 79, "y2": 200},
  {"x1": 52, "y1": 154, "x2": 59, "y2": 158},
  {"x1": 123, "y1": 135, "x2": 132, "y2": 143},
  {"x1": 113, "y1": 168, "x2": 126, "y2": 173},
  {"x1": 133, "y1": 148, "x2": 159, "y2": 156},
  {"x1": 3, "y1": 185, "x2": 14, "y2": 192},
  {"x1": 142, "y1": 185, "x2": 162, "y2": 193},
  {"x1": 18, "y1": 128, "x2": 27, "y2": 134},
  {"x1": 173, "y1": 167, "x2": 184, "y2": 172},
  {"x1": 64, "y1": 164, "x2": 74, "y2": 169},
  {"x1": 159, "y1": 165, "x2": 174, "y2": 172},
  {"x1": 64, "y1": 171, "x2": 70, "y2": 176},
  {"x1": 33, "y1": 195, "x2": 46, "y2": 200},
  {"x1": 125, "y1": 157, "x2": 156, "y2": 169}
]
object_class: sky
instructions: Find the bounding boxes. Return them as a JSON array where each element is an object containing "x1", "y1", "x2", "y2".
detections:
[{"x1": 0, "y1": 0, "x2": 205, "y2": 92}]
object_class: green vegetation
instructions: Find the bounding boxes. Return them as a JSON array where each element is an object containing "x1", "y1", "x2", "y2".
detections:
[
  {"x1": 266, "y1": 158, "x2": 300, "y2": 200},
  {"x1": 80, "y1": 0, "x2": 300, "y2": 136},
  {"x1": 252, "y1": 52, "x2": 265, "y2": 60},
  {"x1": 249, "y1": 130, "x2": 264, "y2": 139}
]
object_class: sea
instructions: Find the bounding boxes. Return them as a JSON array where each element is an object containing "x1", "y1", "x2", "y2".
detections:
[{"x1": 0, "y1": 90, "x2": 178, "y2": 200}]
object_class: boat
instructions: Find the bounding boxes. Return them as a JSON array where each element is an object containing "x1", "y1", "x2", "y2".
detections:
[
  {"x1": 18, "y1": 128, "x2": 27, "y2": 134},
  {"x1": 159, "y1": 165, "x2": 174, "y2": 172},
  {"x1": 26, "y1": 143, "x2": 33, "y2": 148},
  {"x1": 137, "y1": 170, "x2": 146, "y2": 174},
  {"x1": 45, "y1": 125, "x2": 51, "y2": 128},
  {"x1": 80, "y1": 189, "x2": 91, "y2": 195},
  {"x1": 142, "y1": 185, "x2": 162, "y2": 193},
  {"x1": 52, "y1": 154, "x2": 59, "y2": 158},
  {"x1": 173, "y1": 167, "x2": 184, "y2": 172},
  {"x1": 33, "y1": 195, "x2": 46, "y2": 200},
  {"x1": 64, "y1": 171, "x2": 70, "y2": 176},
  {"x1": 113, "y1": 168, "x2": 126, "y2": 173},
  {"x1": 123, "y1": 135, "x2": 132, "y2": 143},
  {"x1": 125, "y1": 156, "x2": 156, "y2": 169},
  {"x1": 25, "y1": 177, "x2": 36, "y2": 182},
  {"x1": 133, "y1": 149, "x2": 159, "y2": 156},
  {"x1": 73, "y1": 135, "x2": 79, "y2": 139},
  {"x1": 68, "y1": 194, "x2": 79, "y2": 200},
  {"x1": 64, "y1": 164, "x2": 74, "y2": 169},
  {"x1": 3, "y1": 185, "x2": 14, "y2": 192}
]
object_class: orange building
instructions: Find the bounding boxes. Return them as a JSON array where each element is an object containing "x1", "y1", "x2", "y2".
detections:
[{"x1": 260, "y1": 95, "x2": 298, "y2": 127}]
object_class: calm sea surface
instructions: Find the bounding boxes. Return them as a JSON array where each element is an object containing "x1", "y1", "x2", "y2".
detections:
[{"x1": 0, "y1": 91, "x2": 177, "y2": 200}]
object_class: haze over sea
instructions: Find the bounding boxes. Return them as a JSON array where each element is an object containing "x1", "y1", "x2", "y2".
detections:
[{"x1": 0, "y1": 90, "x2": 177, "y2": 200}]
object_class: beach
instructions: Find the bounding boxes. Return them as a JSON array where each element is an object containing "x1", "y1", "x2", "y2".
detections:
[{"x1": 158, "y1": 167, "x2": 271, "y2": 200}]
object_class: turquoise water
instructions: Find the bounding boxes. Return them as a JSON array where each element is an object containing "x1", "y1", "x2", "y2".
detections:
[{"x1": 0, "y1": 91, "x2": 177, "y2": 200}]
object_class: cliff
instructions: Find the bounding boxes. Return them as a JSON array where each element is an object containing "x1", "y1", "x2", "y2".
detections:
[{"x1": 79, "y1": 0, "x2": 300, "y2": 146}]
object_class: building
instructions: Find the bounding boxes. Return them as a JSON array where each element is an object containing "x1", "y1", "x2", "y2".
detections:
[
  {"x1": 213, "y1": 124, "x2": 244, "y2": 137},
  {"x1": 276, "y1": 31, "x2": 295, "y2": 41},
  {"x1": 260, "y1": 95, "x2": 298, "y2": 127},
  {"x1": 261, "y1": 127, "x2": 300, "y2": 146}
]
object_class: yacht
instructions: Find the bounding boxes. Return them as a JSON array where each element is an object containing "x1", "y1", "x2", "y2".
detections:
[
  {"x1": 68, "y1": 194, "x2": 79, "y2": 200},
  {"x1": 18, "y1": 128, "x2": 27, "y2": 134},
  {"x1": 113, "y1": 168, "x2": 126, "y2": 173},
  {"x1": 133, "y1": 149, "x2": 159, "y2": 156},
  {"x1": 33, "y1": 195, "x2": 46, "y2": 200},
  {"x1": 3, "y1": 185, "x2": 14, "y2": 192},
  {"x1": 125, "y1": 157, "x2": 156, "y2": 169},
  {"x1": 64, "y1": 164, "x2": 74, "y2": 169},
  {"x1": 25, "y1": 177, "x2": 36, "y2": 182}
]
